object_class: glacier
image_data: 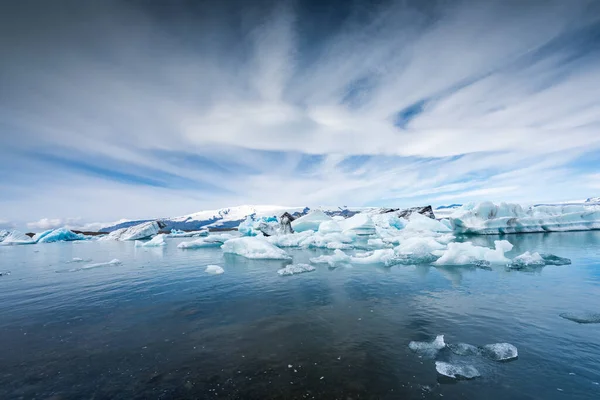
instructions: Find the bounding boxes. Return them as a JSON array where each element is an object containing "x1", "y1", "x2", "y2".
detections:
[{"x1": 447, "y1": 201, "x2": 600, "y2": 234}]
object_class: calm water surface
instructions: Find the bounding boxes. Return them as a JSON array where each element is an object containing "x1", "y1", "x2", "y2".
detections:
[{"x1": 1, "y1": 232, "x2": 600, "y2": 399}]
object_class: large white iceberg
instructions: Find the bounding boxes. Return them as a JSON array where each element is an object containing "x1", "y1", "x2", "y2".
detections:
[
  {"x1": 0, "y1": 230, "x2": 35, "y2": 245},
  {"x1": 448, "y1": 201, "x2": 600, "y2": 234},
  {"x1": 434, "y1": 240, "x2": 513, "y2": 266},
  {"x1": 404, "y1": 213, "x2": 452, "y2": 233},
  {"x1": 99, "y1": 221, "x2": 161, "y2": 241},
  {"x1": 221, "y1": 237, "x2": 292, "y2": 260},
  {"x1": 34, "y1": 228, "x2": 87, "y2": 243},
  {"x1": 337, "y1": 213, "x2": 376, "y2": 236},
  {"x1": 178, "y1": 233, "x2": 235, "y2": 249},
  {"x1": 291, "y1": 210, "x2": 332, "y2": 232}
]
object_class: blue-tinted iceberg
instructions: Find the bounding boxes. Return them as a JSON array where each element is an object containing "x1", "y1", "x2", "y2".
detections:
[
  {"x1": 178, "y1": 233, "x2": 235, "y2": 249},
  {"x1": 166, "y1": 229, "x2": 208, "y2": 238},
  {"x1": 222, "y1": 237, "x2": 291, "y2": 260},
  {"x1": 34, "y1": 228, "x2": 87, "y2": 243}
]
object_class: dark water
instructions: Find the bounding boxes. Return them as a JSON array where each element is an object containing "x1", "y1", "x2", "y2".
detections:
[{"x1": 1, "y1": 232, "x2": 600, "y2": 399}]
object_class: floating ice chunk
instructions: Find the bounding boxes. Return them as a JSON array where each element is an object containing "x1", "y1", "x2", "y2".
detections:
[
  {"x1": 338, "y1": 213, "x2": 376, "y2": 236},
  {"x1": 318, "y1": 220, "x2": 342, "y2": 234},
  {"x1": 266, "y1": 231, "x2": 314, "y2": 247},
  {"x1": 435, "y1": 361, "x2": 480, "y2": 380},
  {"x1": 238, "y1": 216, "x2": 279, "y2": 236},
  {"x1": 310, "y1": 249, "x2": 351, "y2": 267},
  {"x1": 34, "y1": 228, "x2": 87, "y2": 243},
  {"x1": 135, "y1": 234, "x2": 167, "y2": 247},
  {"x1": 326, "y1": 242, "x2": 353, "y2": 250},
  {"x1": 166, "y1": 229, "x2": 208, "y2": 238},
  {"x1": 350, "y1": 249, "x2": 398, "y2": 266},
  {"x1": 205, "y1": 265, "x2": 224, "y2": 275},
  {"x1": 291, "y1": 211, "x2": 332, "y2": 232},
  {"x1": 449, "y1": 201, "x2": 600, "y2": 234},
  {"x1": 409, "y1": 335, "x2": 446, "y2": 358},
  {"x1": 371, "y1": 213, "x2": 406, "y2": 230},
  {"x1": 298, "y1": 232, "x2": 355, "y2": 249},
  {"x1": 222, "y1": 237, "x2": 292, "y2": 260},
  {"x1": 395, "y1": 237, "x2": 446, "y2": 259},
  {"x1": 559, "y1": 312, "x2": 600, "y2": 324},
  {"x1": 0, "y1": 230, "x2": 35, "y2": 245},
  {"x1": 80, "y1": 259, "x2": 122, "y2": 270},
  {"x1": 509, "y1": 251, "x2": 545, "y2": 269},
  {"x1": 448, "y1": 343, "x2": 482, "y2": 356},
  {"x1": 539, "y1": 253, "x2": 571, "y2": 266},
  {"x1": 277, "y1": 264, "x2": 316, "y2": 276},
  {"x1": 434, "y1": 240, "x2": 513, "y2": 266},
  {"x1": 178, "y1": 238, "x2": 222, "y2": 249},
  {"x1": 367, "y1": 238, "x2": 387, "y2": 248},
  {"x1": 481, "y1": 343, "x2": 518, "y2": 361},
  {"x1": 404, "y1": 213, "x2": 452, "y2": 233},
  {"x1": 100, "y1": 221, "x2": 161, "y2": 241}
]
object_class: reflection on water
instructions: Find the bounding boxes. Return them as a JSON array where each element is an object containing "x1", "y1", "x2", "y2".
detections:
[{"x1": 0, "y1": 232, "x2": 599, "y2": 399}]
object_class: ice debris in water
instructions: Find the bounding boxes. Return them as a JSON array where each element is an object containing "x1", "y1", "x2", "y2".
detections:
[
  {"x1": 404, "y1": 213, "x2": 452, "y2": 233},
  {"x1": 135, "y1": 234, "x2": 167, "y2": 247},
  {"x1": 509, "y1": 252, "x2": 571, "y2": 269},
  {"x1": 481, "y1": 343, "x2": 518, "y2": 361},
  {"x1": 0, "y1": 271, "x2": 10, "y2": 276},
  {"x1": 221, "y1": 237, "x2": 292, "y2": 260},
  {"x1": 408, "y1": 335, "x2": 446, "y2": 358},
  {"x1": 434, "y1": 240, "x2": 513, "y2": 266},
  {"x1": 74, "y1": 259, "x2": 122, "y2": 271},
  {"x1": 205, "y1": 265, "x2": 224, "y2": 275},
  {"x1": 178, "y1": 234, "x2": 235, "y2": 249},
  {"x1": 435, "y1": 361, "x2": 480, "y2": 380},
  {"x1": 350, "y1": 249, "x2": 399, "y2": 267},
  {"x1": 277, "y1": 264, "x2": 316, "y2": 276},
  {"x1": 310, "y1": 249, "x2": 351, "y2": 267},
  {"x1": 559, "y1": 312, "x2": 600, "y2": 324},
  {"x1": 448, "y1": 343, "x2": 482, "y2": 356}
]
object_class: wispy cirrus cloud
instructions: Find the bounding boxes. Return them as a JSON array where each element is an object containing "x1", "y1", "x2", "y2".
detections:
[{"x1": 1, "y1": 0, "x2": 599, "y2": 228}]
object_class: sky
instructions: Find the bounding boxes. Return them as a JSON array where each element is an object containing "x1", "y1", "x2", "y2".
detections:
[{"x1": 1, "y1": 0, "x2": 600, "y2": 231}]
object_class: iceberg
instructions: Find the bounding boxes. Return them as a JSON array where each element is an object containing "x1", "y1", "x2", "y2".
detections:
[
  {"x1": 291, "y1": 210, "x2": 332, "y2": 232},
  {"x1": 277, "y1": 264, "x2": 316, "y2": 276},
  {"x1": 266, "y1": 230, "x2": 315, "y2": 247},
  {"x1": 481, "y1": 343, "x2": 518, "y2": 361},
  {"x1": 34, "y1": 228, "x2": 87, "y2": 243},
  {"x1": 338, "y1": 213, "x2": 376, "y2": 236},
  {"x1": 434, "y1": 240, "x2": 513, "y2": 266},
  {"x1": 435, "y1": 361, "x2": 480, "y2": 380},
  {"x1": 221, "y1": 237, "x2": 292, "y2": 260},
  {"x1": 318, "y1": 220, "x2": 343, "y2": 234},
  {"x1": 205, "y1": 265, "x2": 224, "y2": 275},
  {"x1": 395, "y1": 237, "x2": 446, "y2": 262},
  {"x1": 509, "y1": 252, "x2": 571, "y2": 269},
  {"x1": 404, "y1": 213, "x2": 452, "y2": 233},
  {"x1": 166, "y1": 229, "x2": 208, "y2": 238},
  {"x1": 408, "y1": 335, "x2": 446, "y2": 358},
  {"x1": 350, "y1": 249, "x2": 399, "y2": 266},
  {"x1": 99, "y1": 221, "x2": 162, "y2": 241},
  {"x1": 178, "y1": 233, "x2": 235, "y2": 249},
  {"x1": 238, "y1": 215, "x2": 281, "y2": 236},
  {"x1": 310, "y1": 249, "x2": 352, "y2": 267},
  {"x1": 135, "y1": 234, "x2": 167, "y2": 247},
  {"x1": 0, "y1": 230, "x2": 35, "y2": 245},
  {"x1": 448, "y1": 202, "x2": 600, "y2": 234}
]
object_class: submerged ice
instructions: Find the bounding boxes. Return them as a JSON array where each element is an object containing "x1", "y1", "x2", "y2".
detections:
[
  {"x1": 481, "y1": 343, "x2": 519, "y2": 361},
  {"x1": 408, "y1": 335, "x2": 446, "y2": 358},
  {"x1": 435, "y1": 361, "x2": 480, "y2": 380}
]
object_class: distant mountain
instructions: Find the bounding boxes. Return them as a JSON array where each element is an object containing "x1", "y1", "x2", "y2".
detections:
[
  {"x1": 585, "y1": 197, "x2": 600, "y2": 203},
  {"x1": 435, "y1": 204, "x2": 463, "y2": 210},
  {"x1": 99, "y1": 205, "x2": 363, "y2": 233}
]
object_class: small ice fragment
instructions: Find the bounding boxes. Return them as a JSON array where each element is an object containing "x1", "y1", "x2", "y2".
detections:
[
  {"x1": 481, "y1": 343, "x2": 518, "y2": 361},
  {"x1": 435, "y1": 361, "x2": 480, "y2": 380},
  {"x1": 540, "y1": 254, "x2": 571, "y2": 266},
  {"x1": 81, "y1": 259, "x2": 122, "y2": 270},
  {"x1": 509, "y1": 251, "x2": 545, "y2": 269},
  {"x1": 0, "y1": 271, "x2": 10, "y2": 276},
  {"x1": 205, "y1": 265, "x2": 224, "y2": 275},
  {"x1": 288, "y1": 365, "x2": 292, "y2": 368},
  {"x1": 320, "y1": 376, "x2": 324, "y2": 380},
  {"x1": 569, "y1": 372, "x2": 576, "y2": 376},
  {"x1": 72, "y1": 257, "x2": 83, "y2": 262},
  {"x1": 277, "y1": 264, "x2": 316, "y2": 276},
  {"x1": 559, "y1": 312, "x2": 600, "y2": 324},
  {"x1": 409, "y1": 335, "x2": 446, "y2": 358}
]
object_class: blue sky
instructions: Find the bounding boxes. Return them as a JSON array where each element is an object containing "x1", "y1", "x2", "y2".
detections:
[{"x1": 1, "y1": 0, "x2": 600, "y2": 230}]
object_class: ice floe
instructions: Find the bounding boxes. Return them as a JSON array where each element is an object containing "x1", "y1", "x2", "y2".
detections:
[
  {"x1": 448, "y1": 343, "x2": 482, "y2": 356},
  {"x1": 99, "y1": 221, "x2": 162, "y2": 241},
  {"x1": 509, "y1": 252, "x2": 571, "y2": 269},
  {"x1": 435, "y1": 361, "x2": 480, "y2": 380},
  {"x1": 221, "y1": 237, "x2": 292, "y2": 260},
  {"x1": 277, "y1": 264, "x2": 316, "y2": 276},
  {"x1": 205, "y1": 265, "x2": 224, "y2": 275},
  {"x1": 135, "y1": 234, "x2": 167, "y2": 247},
  {"x1": 481, "y1": 343, "x2": 519, "y2": 361},
  {"x1": 408, "y1": 335, "x2": 446, "y2": 358}
]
